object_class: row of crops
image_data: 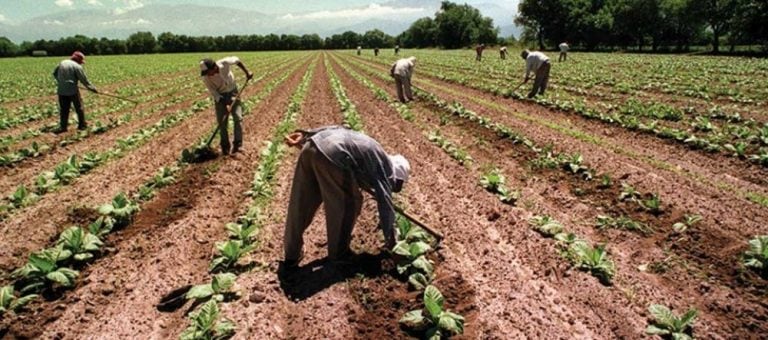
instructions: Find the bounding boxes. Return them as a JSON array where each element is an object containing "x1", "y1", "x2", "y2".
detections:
[{"x1": 0, "y1": 50, "x2": 765, "y2": 338}]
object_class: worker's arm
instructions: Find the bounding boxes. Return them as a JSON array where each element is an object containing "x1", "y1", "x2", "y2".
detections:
[
  {"x1": 236, "y1": 61, "x2": 254, "y2": 80},
  {"x1": 76, "y1": 65, "x2": 97, "y2": 93},
  {"x1": 52, "y1": 66, "x2": 59, "y2": 80},
  {"x1": 390, "y1": 63, "x2": 396, "y2": 77},
  {"x1": 284, "y1": 125, "x2": 345, "y2": 148},
  {"x1": 523, "y1": 58, "x2": 533, "y2": 82}
]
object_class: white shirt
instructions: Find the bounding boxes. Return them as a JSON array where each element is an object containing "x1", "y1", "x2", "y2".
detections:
[
  {"x1": 391, "y1": 58, "x2": 415, "y2": 78},
  {"x1": 201, "y1": 56, "x2": 240, "y2": 102},
  {"x1": 525, "y1": 52, "x2": 550, "y2": 78},
  {"x1": 559, "y1": 43, "x2": 569, "y2": 52}
]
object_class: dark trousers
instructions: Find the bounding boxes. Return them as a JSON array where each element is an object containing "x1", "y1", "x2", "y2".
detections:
[
  {"x1": 284, "y1": 142, "x2": 362, "y2": 262},
  {"x1": 529, "y1": 61, "x2": 551, "y2": 98},
  {"x1": 58, "y1": 93, "x2": 86, "y2": 130}
]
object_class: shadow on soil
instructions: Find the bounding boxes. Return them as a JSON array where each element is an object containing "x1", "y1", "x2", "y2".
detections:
[{"x1": 277, "y1": 252, "x2": 388, "y2": 301}]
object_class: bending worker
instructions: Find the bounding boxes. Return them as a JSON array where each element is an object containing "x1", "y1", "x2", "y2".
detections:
[
  {"x1": 521, "y1": 49, "x2": 551, "y2": 98},
  {"x1": 390, "y1": 56, "x2": 416, "y2": 103},
  {"x1": 282, "y1": 125, "x2": 411, "y2": 268},
  {"x1": 200, "y1": 56, "x2": 253, "y2": 155}
]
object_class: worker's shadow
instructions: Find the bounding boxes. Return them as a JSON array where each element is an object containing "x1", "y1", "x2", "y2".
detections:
[{"x1": 277, "y1": 252, "x2": 387, "y2": 301}]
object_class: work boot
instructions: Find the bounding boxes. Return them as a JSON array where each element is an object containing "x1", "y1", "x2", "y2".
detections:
[
  {"x1": 232, "y1": 145, "x2": 241, "y2": 153},
  {"x1": 77, "y1": 124, "x2": 88, "y2": 131},
  {"x1": 52, "y1": 127, "x2": 67, "y2": 134}
]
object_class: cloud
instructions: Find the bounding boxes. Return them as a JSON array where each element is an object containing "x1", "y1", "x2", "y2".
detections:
[
  {"x1": 86, "y1": 0, "x2": 103, "y2": 5},
  {"x1": 113, "y1": 0, "x2": 145, "y2": 15},
  {"x1": 55, "y1": 0, "x2": 74, "y2": 7},
  {"x1": 279, "y1": 4, "x2": 425, "y2": 21},
  {"x1": 99, "y1": 18, "x2": 150, "y2": 25},
  {"x1": 0, "y1": 14, "x2": 6, "y2": 23},
  {"x1": 44, "y1": 19, "x2": 65, "y2": 25}
]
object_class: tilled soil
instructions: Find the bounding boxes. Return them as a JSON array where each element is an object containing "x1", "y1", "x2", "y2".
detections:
[{"x1": 1, "y1": 51, "x2": 766, "y2": 339}]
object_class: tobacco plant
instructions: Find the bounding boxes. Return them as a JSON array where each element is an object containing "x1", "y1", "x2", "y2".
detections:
[
  {"x1": 98, "y1": 192, "x2": 140, "y2": 227},
  {"x1": 640, "y1": 194, "x2": 664, "y2": 215},
  {"x1": 645, "y1": 304, "x2": 698, "y2": 340},
  {"x1": 672, "y1": 214, "x2": 702, "y2": 233},
  {"x1": 528, "y1": 215, "x2": 564, "y2": 237},
  {"x1": 12, "y1": 247, "x2": 79, "y2": 293},
  {"x1": 225, "y1": 220, "x2": 259, "y2": 246},
  {"x1": 209, "y1": 240, "x2": 254, "y2": 272},
  {"x1": 393, "y1": 238, "x2": 435, "y2": 290},
  {"x1": 186, "y1": 273, "x2": 239, "y2": 303},
  {"x1": 0, "y1": 285, "x2": 37, "y2": 315},
  {"x1": 7, "y1": 184, "x2": 38, "y2": 209},
  {"x1": 596, "y1": 215, "x2": 652, "y2": 234},
  {"x1": 57, "y1": 226, "x2": 103, "y2": 262},
  {"x1": 563, "y1": 240, "x2": 616, "y2": 285},
  {"x1": 742, "y1": 235, "x2": 768, "y2": 276},
  {"x1": 399, "y1": 285, "x2": 465, "y2": 339},
  {"x1": 179, "y1": 300, "x2": 236, "y2": 340}
]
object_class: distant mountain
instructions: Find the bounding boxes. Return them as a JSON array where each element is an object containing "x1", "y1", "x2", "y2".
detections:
[{"x1": 1, "y1": 2, "x2": 520, "y2": 43}]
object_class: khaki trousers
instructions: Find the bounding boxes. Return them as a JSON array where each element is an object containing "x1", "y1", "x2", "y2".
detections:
[
  {"x1": 283, "y1": 142, "x2": 363, "y2": 262},
  {"x1": 214, "y1": 98, "x2": 243, "y2": 153}
]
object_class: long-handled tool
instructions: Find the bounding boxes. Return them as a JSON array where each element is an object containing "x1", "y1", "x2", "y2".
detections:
[
  {"x1": 362, "y1": 188, "x2": 444, "y2": 242},
  {"x1": 181, "y1": 79, "x2": 251, "y2": 163},
  {"x1": 79, "y1": 86, "x2": 138, "y2": 105},
  {"x1": 203, "y1": 78, "x2": 251, "y2": 148},
  {"x1": 512, "y1": 80, "x2": 526, "y2": 92}
]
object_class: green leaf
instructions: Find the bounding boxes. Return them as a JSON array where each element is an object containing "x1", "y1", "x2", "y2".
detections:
[
  {"x1": 392, "y1": 240, "x2": 411, "y2": 256},
  {"x1": 212, "y1": 273, "x2": 236, "y2": 293},
  {"x1": 399, "y1": 309, "x2": 427, "y2": 329},
  {"x1": 46, "y1": 268, "x2": 79, "y2": 286},
  {"x1": 186, "y1": 284, "x2": 215, "y2": 300},
  {"x1": 9, "y1": 294, "x2": 37, "y2": 311},
  {"x1": 438, "y1": 311, "x2": 465, "y2": 335},
  {"x1": 411, "y1": 256, "x2": 435, "y2": 276},
  {"x1": 408, "y1": 241, "x2": 432, "y2": 258},
  {"x1": 0, "y1": 286, "x2": 13, "y2": 308},
  {"x1": 408, "y1": 273, "x2": 430, "y2": 290},
  {"x1": 649, "y1": 304, "x2": 676, "y2": 329},
  {"x1": 423, "y1": 285, "x2": 444, "y2": 319}
]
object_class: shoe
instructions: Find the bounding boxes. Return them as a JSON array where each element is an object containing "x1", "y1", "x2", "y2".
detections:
[
  {"x1": 52, "y1": 128, "x2": 67, "y2": 134},
  {"x1": 77, "y1": 124, "x2": 88, "y2": 131},
  {"x1": 221, "y1": 147, "x2": 230, "y2": 156},
  {"x1": 232, "y1": 145, "x2": 241, "y2": 153}
]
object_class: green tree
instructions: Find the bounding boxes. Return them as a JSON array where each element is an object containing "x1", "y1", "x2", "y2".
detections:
[
  {"x1": 435, "y1": 1, "x2": 498, "y2": 48},
  {"x1": 362, "y1": 29, "x2": 393, "y2": 48},
  {"x1": 401, "y1": 17, "x2": 438, "y2": 48},
  {"x1": 516, "y1": 0, "x2": 570, "y2": 49},
  {"x1": 126, "y1": 31, "x2": 157, "y2": 54},
  {"x1": 0, "y1": 37, "x2": 18, "y2": 57}
]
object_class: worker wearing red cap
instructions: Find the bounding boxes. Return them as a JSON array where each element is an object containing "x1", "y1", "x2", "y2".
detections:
[{"x1": 52, "y1": 51, "x2": 98, "y2": 133}]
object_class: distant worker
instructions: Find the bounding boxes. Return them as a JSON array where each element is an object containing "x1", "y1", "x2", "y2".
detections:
[
  {"x1": 500, "y1": 46, "x2": 508, "y2": 60},
  {"x1": 52, "y1": 51, "x2": 98, "y2": 133},
  {"x1": 520, "y1": 50, "x2": 551, "y2": 98},
  {"x1": 374, "y1": 47, "x2": 380, "y2": 56},
  {"x1": 282, "y1": 125, "x2": 411, "y2": 267},
  {"x1": 390, "y1": 56, "x2": 416, "y2": 103},
  {"x1": 357, "y1": 46, "x2": 362, "y2": 56},
  {"x1": 200, "y1": 56, "x2": 254, "y2": 155},
  {"x1": 475, "y1": 44, "x2": 486, "y2": 61},
  {"x1": 559, "y1": 42, "x2": 569, "y2": 62},
  {"x1": 394, "y1": 45, "x2": 400, "y2": 55}
]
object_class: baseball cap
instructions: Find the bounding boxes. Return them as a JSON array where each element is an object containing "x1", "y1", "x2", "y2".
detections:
[
  {"x1": 71, "y1": 51, "x2": 85, "y2": 64},
  {"x1": 200, "y1": 58, "x2": 216, "y2": 76}
]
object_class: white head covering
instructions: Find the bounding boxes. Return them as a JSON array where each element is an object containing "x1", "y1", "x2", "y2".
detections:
[{"x1": 389, "y1": 154, "x2": 410, "y2": 185}]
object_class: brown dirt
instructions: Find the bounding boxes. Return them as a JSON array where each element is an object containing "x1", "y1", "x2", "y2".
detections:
[{"x1": 1, "y1": 51, "x2": 766, "y2": 339}]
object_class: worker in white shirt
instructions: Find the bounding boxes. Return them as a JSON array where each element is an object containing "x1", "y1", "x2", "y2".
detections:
[
  {"x1": 500, "y1": 46, "x2": 508, "y2": 60},
  {"x1": 558, "y1": 42, "x2": 569, "y2": 62},
  {"x1": 520, "y1": 50, "x2": 551, "y2": 98},
  {"x1": 200, "y1": 56, "x2": 253, "y2": 155}
]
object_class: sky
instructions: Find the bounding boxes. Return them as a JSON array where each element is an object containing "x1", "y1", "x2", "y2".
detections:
[{"x1": 0, "y1": 0, "x2": 512, "y2": 23}]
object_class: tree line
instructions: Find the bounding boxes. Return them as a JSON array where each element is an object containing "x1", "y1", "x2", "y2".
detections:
[
  {"x1": 0, "y1": 1, "x2": 503, "y2": 57},
  {"x1": 515, "y1": 0, "x2": 768, "y2": 53}
]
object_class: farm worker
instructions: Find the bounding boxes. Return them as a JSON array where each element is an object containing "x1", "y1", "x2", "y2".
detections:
[
  {"x1": 52, "y1": 51, "x2": 98, "y2": 133},
  {"x1": 374, "y1": 47, "x2": 380, "y2": 56},
  {"x1": 500, "y1": 46, "x2": 508, "y2": 60},
  {"x1": 475, "y1": 43, "x2": 486, "y2": 61},
  {"x1": 282, "y1": 125, "x2": 411, "y2": 267},
  {"x1": 558, "y1": 41, "x2": 569, "y2": 62},
  {"x1": 199, "y1": 56, "x2": 253, "y2": 155},
  {"x1": 521, "y1": 49, "x2": 551, "y2": 98},
  {"x1": 394, "y1": 45, "x2": 400, "y2": 55},
  {"x1": 357, "y1": 46, "x2": 362, "y2": 55},
  {"x1": 390, "y1": 56, "x2": 417, "y2": 103}
]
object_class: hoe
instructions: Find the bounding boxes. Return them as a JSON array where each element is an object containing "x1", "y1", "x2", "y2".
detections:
[{"x1": 181, "y1": 79, "x2": 251, "y2": 163}]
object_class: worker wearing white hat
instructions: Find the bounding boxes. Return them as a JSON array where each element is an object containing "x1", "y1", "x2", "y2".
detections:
[{"x1": 282, "y1": 125, "x2": 411, "y2": 268}]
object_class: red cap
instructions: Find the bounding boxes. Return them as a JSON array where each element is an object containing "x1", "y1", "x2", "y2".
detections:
[{"x1": 71, "y1": 51, "x2": 85, "y2": 64}]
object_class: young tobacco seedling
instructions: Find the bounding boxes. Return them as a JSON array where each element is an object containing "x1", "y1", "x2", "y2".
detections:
[
  {"x1": 98, "y1": 192, "x2": 140, "y2": 227},
  {"x1": 0, "y1": 285, "x2": 38, "y2": 315},
  {"x1": 12, "y1": 246, "x2": 79, "y2": 294},
  {"x1": 399, "y1": 285, "x2": 465, "y2": 339},
  {"x1": 58, "y1": 226, "x2": 103, "y2": 261},
  {"x1": 186, "y1": 273, "x2": 239, "y2": 303},
  {"x1": 393, "y1": 239, "x2": 435, "y2": 290},
  {"x1": 645, "y1": 304, "x2": 697, "y2": 340},
  {"x1": 528, "y1": 215, "x2": 564, "y2": 237},
  {"x1": 597, "y1": 174, "x2": 612, "y2": 189},
  {"x1": 180, "y1": 300, "x2": 236, "y2": 340},
  {"x1": 618, "y1": 183, "x2": 641, "y2": 202},
  {"x1": 209, "y1": 240, "x2": 254, "y2": 272},
  {"x1": 742, "y1": 235, "x2": 768, "y2": 277},
  {"x1": 640, "y1": 194, "x2": 663, "y2": 215},
  {"x1": 672, "y1": 214, "x2": 702, "y2": 233},
  {"x1": 88, "y1": 216, "x2": 116, "y2": 237},
  {"x1": 225, "y1": 220, "x2": 259, "y2": 246},
  {"x1": 7, "y1": 184, "x2": 38, "y2": 209},
  {"x1": 569, "y1": 242, "x2": 615, "y2": 285},
  {"x1": 596, "y1": 215, "x2": 652, "y2": 234},
  {"x1": 150, "y1": 166, "x2": 177, "y2": 188}
]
